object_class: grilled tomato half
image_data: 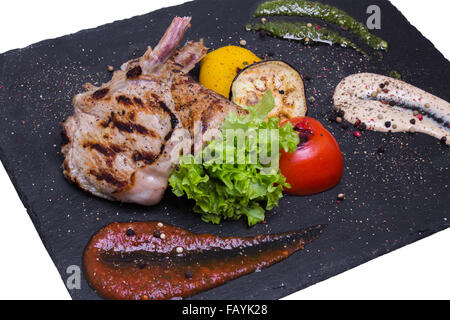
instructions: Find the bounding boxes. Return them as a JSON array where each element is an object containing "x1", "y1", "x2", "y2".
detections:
[{"x1": 280, "y1": 117, "x2": 343, "y2": 196}]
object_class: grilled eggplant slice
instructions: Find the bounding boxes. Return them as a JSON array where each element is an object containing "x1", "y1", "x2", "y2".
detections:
[{"x1": 230, "y1": 60, "x2": 307, "y2": 121}]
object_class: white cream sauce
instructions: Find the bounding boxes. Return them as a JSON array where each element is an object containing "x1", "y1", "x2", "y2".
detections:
[{"x1": 333, "y1": 73, "x2": 450, "y2": 145}]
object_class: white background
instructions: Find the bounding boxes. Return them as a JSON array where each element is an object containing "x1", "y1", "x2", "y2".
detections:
[{"x1": 0, "y1": 0, "x2": 449, "y2": 300}]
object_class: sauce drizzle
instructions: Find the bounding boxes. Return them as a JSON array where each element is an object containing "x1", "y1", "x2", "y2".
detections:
[
  {"x1": 254, "y1": 0, "x2": 388, "y2": 51},
  {"x1": 83, "y1": 222, "x2": 325, "y2": 300},
  {"x1": 333, "y1": 73, "x2": 450, "y2": 144}
]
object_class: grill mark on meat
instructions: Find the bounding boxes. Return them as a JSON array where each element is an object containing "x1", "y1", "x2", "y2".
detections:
[
  {"x1": 92, "y1": 88, "x2": 109, "y2": 100},
  {"x1": 89, "y1": 170, "x2": 128, "y2": 189},
  {"x1": 110, "y1": 112, "x2": 156, "y2": 136},
  {"x1": 117, "y1": 95, "x2": 133, "y2": 106},
  {"x1": 133, "y1": 151, "x2": 158, "y2": 164},
  {"x1": 158, "y1": 102, "x2": 179, "y2": 132},
  {"x1": 100, "y1": 112, "x2": 158, "y2": 138},
  {"x1": 84, "y1": 142, "x2": 125, "y2": 158},
  {"x1": 126, "y1": 66, "x2": 143, "y2": 79},
  {"x1": 129, "y1": 111, "x2": 136, "y2": 122},
  {"x1": 148, "y1": 94, "x2": 180, "y2": 156},
  {"x1": 133, "y1": 97, "x2": 144, "y2": 107}
]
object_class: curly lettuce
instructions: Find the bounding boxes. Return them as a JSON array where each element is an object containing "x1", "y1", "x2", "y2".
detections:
[{"x1": 169, "y1": 91, "x2": 299, "y2": 226}]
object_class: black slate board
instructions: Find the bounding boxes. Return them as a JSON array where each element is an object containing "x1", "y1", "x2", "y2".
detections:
[{"x1": 0, "y1": 0, "x2": 449, "y2": 300}]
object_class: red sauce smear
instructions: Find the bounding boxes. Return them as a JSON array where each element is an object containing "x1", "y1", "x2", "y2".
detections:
[{"x1": 83, "y1": 222, "x2": 325, "y2": 300}]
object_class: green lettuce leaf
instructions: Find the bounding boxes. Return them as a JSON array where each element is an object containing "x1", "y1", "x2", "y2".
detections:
[{"x1": 169, "y1": 91, "x2": 299, "y2": 226}]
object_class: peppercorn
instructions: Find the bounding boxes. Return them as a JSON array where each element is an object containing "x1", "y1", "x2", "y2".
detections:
[
  {"x1": 185, "y1": 270, "x2": 193, "y2": 279},
  {"x1": 279, "y1": 90, "x2": 285, "y2": 95},
  {"x1": 337, "y1": 193, "x2": 345, "y2": 201},
  {"x1": 337, "y1": 109, "x2": 345, "y2": 117},
  {"x1": 379, "y1": 83, "x2": 385, "y2": 89},
  {"x1": 107, "y1": 65, "x2": 114, "y2": 72},
  {"x1": 153, "y1": 230, "x2": 161, "y2": 238},
  {"x1": 385, "y1": 121, "x2": 391, "y2": 128},
  {"x1": 327, "y1": 114, "x2": 336, "y2": 122},
  {"x1": 354, "y1": 131, "x2": 361, "y2": 138},
  {"x1": 341, "y1": 123, "x2": 349, "y2": 130},
  {"x1": 354, "y1": 119, "x2": 362, "y2": 127},
  {"x1": 377, "y1": 147, "x2": 385, "y2": 154},
  {"x1": 336, "y1": 117, "x2": 343, "y2": 123},
  {"x1": 359, "y1": 123, "x2": 367, "y2": 131},
  {"x1": 389, "y1": 101, "x2": 396, "y2": 107},
  {"x1": 304, "y1": 74, "x2": 312, "y2": 81},
  {"x1": 126, "y1": 229, "x2": 136, "y2": 237},
  {"x1": 410, "y1": 119, "x2": 416, "y2": 125},
  {"x1": 441, "y1": 136, "x2": 448, "y2": 145}
]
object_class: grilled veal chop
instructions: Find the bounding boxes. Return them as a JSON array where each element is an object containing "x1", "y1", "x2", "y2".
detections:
[{"x1": 61, "y1": 17, "x2": 245, "y2": 205}]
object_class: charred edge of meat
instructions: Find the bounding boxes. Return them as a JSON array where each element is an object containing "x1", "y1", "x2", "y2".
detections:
[
  {"x1": 60, "y1": 124, "x2": 70, "y2": 146},
  {"x1": 92, "y1": 88, "x2": 110, "y2": 100},
  {"x1": 89, "y1": 169, "x2": 127, "y2": 189},
  {"x1": 133, "y1": 151, "x2": 157, "y2": 165},
  {"x1": 126, "y1": 66, "x2": 143, "y2": 79}
]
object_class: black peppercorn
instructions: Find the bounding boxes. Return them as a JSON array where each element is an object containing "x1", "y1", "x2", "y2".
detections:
[
  {"x1": 379, "y1": 83, "x2": 385, "y2": 89},
  {"x1": 410, "y1": 119, "x2": 416, "y2": 125},
  {"x1": 389, "y1": 101, "x2": 396, "y2": 107},
  {"x1": 385, "y1": 121, "x2": 391, "y2": 128},
  {"x1": 377, "y1": 147, "x2": 385, "y2": 154},
  {"x1": 279, "y1": 90, "x2": 285, "y2": 95},
  {"x1": 341, "y1": 123, "x2": 349, "y2": 130},
  {"x1": 153, "y1": 230, "x2": 161, "y2": 238},
  {"x1": 441, "y1": 136, "x2": 448, "y2": 145},
  {"x1": 327, "y1": 114, "x2": 336, "y2": 122},
  {"x1": 359, "y1": 123, "x2": 367, "y2": 131},
  {"x1": 337, "y1": 109, "x2": 345, "y2": 117},
  {"x1": 126, "y1": 229, "x2": 136, "y2": 237}
]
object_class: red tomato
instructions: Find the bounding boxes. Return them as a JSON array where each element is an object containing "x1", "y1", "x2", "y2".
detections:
[{"x1": 280, "y1": 117, "x2": 343, "y2": 196}]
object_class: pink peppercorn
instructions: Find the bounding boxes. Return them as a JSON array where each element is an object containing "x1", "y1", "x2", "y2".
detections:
[
  {"x1": 354, "y1": 131, "x2": 361, "y2": 138},
  {"x1": 417, "y1": 114, "x2": 423, "y2": 121}
]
